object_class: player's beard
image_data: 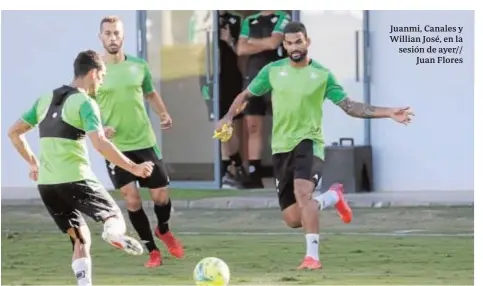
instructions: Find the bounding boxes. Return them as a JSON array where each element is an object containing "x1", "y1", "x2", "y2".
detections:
[
  {"x1": 289, "y1": 49, "x2": 308, "y2": 63},
  {"x1": 105, "y1": 40, "x2": 123, "y2": 55}
]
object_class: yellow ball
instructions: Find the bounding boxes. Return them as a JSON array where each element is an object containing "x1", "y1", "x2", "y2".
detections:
[{"x1": 193, "y1": 257, "x2": 230, "y2": 286}]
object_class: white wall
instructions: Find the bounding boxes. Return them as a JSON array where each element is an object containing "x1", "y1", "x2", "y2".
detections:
[
  {"x1": 1, "y1": 11, "x2": 137, "y2": 190},
  {"x1": 369, "y1": 10, "x2": 474, "y2": 191},
  {"x1": 301, "y1": 10, "x2": 366, "y2": 146}
]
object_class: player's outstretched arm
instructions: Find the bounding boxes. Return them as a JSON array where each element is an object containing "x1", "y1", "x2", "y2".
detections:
[
  {"x1": 217, "y1": 63, "x2": 271, "y2": 129},
  {"x1": 336, "y1": 97, "x2": 414, "y2": 124},
  {"x1": 213, "y1": 89, "x2": 251, "y2": 141},
  {"x1": 222, "y1": 89, "x2": 251, "y2": 122},
  {"x1": 326, "y1": 71, "x2": 413, "y2": 123},
  {"x1": 336, "y1": 97, "x2": 392, "y2": 118},
  {"x1": 7, "y1": 119, "x2": 38, "y2": 168}
]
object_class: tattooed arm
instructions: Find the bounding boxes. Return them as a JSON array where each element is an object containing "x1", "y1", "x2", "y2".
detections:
[
  {"x1": 325, "y1": 72, "x2": 413, "y2": 123},
  {"x1": 325, "y1": 71, "x2": 392, "y2": 118},
  {"x1": 336, "y1": 97, "x2": 392, "y2": 119}
]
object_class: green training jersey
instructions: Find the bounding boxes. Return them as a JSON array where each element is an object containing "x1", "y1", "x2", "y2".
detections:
[
  {"x1": 247, "y1": 58, "x2": 347, "y2": 159},
  {"x1": 96, "y1": 55, "x2": 157, "y2": 152},
  {"x1": 21, "y1": 92, "x2": 102, "y2": 184}
]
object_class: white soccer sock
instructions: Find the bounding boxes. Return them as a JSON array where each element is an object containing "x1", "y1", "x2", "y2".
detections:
[
  {"x1": 103, "y1": 216, "x2": 126, "y2": 237},
  {"x1": 313, "y1": 190, "x2": 339, "y2": 210},
  {"x1": 305, "y1": 234, "x2": 320, "y2": 261},
  {"x1": 72, "y1": 257, "x2": 92, "y2": 286}
]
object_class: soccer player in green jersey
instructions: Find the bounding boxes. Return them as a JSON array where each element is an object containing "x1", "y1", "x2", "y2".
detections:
[
  {"x1": 7, "y1": 50, "x2": 153, "y2": 286},
  {"x1": 216, "y1": 22, "x2": 414, "y2": 270},
  {"x1": 96, "y1": 16, "x2": 183, "y2": 268}
]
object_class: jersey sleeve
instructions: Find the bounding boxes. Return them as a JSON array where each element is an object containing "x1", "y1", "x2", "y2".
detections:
[
  {"x1": 21, "y1": 99, "x2": 40, "y2": 127},
  {"x1": 325, "y1": 71, "x2": 348, "y2": 104},
  {"x1": 142, "y1": 62, "x2": 155, "y2": 94},
  {"x1": 240, "y1": 17, "x2": 250, "y2": 38},
  {"x1": 79, "y1": 99, "x2": 103, "y2": 133},
  {"x1": 273, "y1": 12, "x2": 291, "y2": 34},
  {"x1": 247, "y1": 64, "x2": 272, "y2": 96}
]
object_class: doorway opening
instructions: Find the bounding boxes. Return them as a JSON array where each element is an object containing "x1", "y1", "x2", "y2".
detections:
[{"x1": 218, "y1": 10, "x2": 294, "y2": 189}]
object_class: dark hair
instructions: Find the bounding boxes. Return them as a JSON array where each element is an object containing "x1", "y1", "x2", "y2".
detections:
[
  {"x1": 283, "y1": 21, "x2": 308, "y2": 38},
  {"x1": 73, "y1": 50, "x2": 103, "y2": 78},
  {"x1": 100, "y1": 15, "x2": 121, "y2": 31}
]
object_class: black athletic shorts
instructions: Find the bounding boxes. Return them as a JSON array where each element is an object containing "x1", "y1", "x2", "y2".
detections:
[
  {"x1": 272, "y1": 139, "x2": 324, "y2": 211},
  {"x1": 106, "y1": 146, "x2": 169, "y2": 190},
  {"x1": 243, "y1": 75, "x2": 272, "y2": 116},
  {"x1": 38, "y1": 180, "x2": 120, "y2": 233}
]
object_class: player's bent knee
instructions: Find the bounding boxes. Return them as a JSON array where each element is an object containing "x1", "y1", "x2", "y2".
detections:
[
  {"x1": 282, "y1": 205, "x2": 302, "y2": 228},
  {"x1": 150, "y1": 187, "x2": 169, "y2": 204},
  {"x1": 120, "y1": 186, "x2": 142, "y2": 210},
  {"x1": 284, "y1": 218, "x2": 302, "y2": 228}
]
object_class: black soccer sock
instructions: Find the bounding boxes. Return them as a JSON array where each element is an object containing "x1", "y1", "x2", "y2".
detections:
[
  {"x1": 249, "y1": 160, "x2": 262, "y2": 179},
  {"x1": 154, "y1": 200, "x2": 171, "y2": 235},
  {"x1": 128, "y1": 208, "x2": 158, "y2": 252},
  {"x1": 222, "y1": 159, "x2": 231, "y2": 175},
  {"x1": 229, "y1": 152, "x2": 243, "y2": 167}
]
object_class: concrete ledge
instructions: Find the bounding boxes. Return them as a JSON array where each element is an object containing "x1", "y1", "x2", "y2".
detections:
[{"x1": 1, "y1": 197, "x2": 474, "y2": 209}]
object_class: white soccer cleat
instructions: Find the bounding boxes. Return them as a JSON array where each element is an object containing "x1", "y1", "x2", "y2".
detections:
[{"x1": 102, "y1": 232, "x2": 144, "y2": 256}]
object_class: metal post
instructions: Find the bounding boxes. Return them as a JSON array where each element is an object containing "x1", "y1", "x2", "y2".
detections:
[
  {"x1": 212, "y1": 10, "x2": 221, "y2": 188},
  {"x1": 363, "y1": 10, "x2": 372, "y2": 145}
]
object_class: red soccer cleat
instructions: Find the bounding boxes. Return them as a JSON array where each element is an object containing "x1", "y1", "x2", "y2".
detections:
[
  {"x1": 144, "y1": 249, "x2": 162, "y2": 268},
  {"x1": 155, "y1": 228, "x2": 185, "y2": 259},
  {"x1": 330, "y1": 183, "x2": 353, "y2": 224},
  {"x1": 297, "y1": 256, "x2": 322, "y2": 270}
]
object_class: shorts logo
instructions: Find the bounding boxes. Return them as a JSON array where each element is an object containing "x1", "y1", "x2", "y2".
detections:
[
  {"x1": 313, "y1": 174, "x2": 322, "y2": 188},
  {"x1": 271, "y1": 16, "x2": 279, "y2": 23},
  {"x1": 108, "y1": 162, "x2": 116, "y2": 175},
  {"x1": 275, "y1": 178, "x2": 280, "y2": 193}
]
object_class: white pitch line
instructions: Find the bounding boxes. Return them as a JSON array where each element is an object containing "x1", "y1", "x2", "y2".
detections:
[
  {"x1": 2, "y1": 229, "x2": 473, "y2": 238},
  {"x1": 178, "y1": 231, "x2": 473, "y2": 238}
]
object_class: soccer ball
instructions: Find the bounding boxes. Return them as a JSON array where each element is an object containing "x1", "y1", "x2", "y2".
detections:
[{"x1": 193, "y1": 257, "x2": 230, "y2": 286}]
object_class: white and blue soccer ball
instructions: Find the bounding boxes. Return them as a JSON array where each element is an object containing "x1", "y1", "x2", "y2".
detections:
[{"x1": 193, "y1": 257, "x2": 230, "y2": 286}]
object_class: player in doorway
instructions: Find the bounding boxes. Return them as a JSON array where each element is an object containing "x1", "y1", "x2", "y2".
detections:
[
  {"x1": 237, "y1": 10, "x2": 291, "y2": 188},
  {"x1": 217, "y1": 10, "x2": 248, "y2": 189}
]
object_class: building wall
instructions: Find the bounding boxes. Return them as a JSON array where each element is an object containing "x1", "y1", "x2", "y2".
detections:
[
  {"x1": 368, "y1": 10, "x2": 474, "y2": 191},
  {"x1": 1, "y1": 11, "x2": 138, "y2": 194},
  {"x1": 1, "y1": 10, "x2": 474, "y2": 195}
]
